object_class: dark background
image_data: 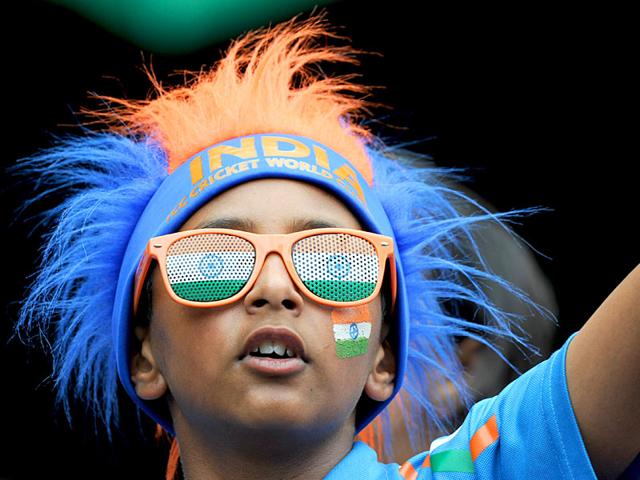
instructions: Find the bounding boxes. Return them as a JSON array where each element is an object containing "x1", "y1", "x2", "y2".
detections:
[{"x1": 1, "y1": 1, "x2": 636, "y2": 477}]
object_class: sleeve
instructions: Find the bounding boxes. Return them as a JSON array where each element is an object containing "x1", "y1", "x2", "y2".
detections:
[{"x1": 400, "y1": 331, "x2": 598, "y2": 479}]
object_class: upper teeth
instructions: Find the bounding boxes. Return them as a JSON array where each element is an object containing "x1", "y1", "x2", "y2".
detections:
[{"x1": 252, "y1": 341, "x2": 295, "y2": 357}]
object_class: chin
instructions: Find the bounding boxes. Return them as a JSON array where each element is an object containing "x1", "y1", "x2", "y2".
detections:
[{"x1": 243, "y1": 395, "x2": 313, "y2": 425}]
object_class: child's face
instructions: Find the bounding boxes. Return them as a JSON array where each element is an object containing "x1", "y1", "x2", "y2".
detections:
[{"x1": 131, "y1": 178, "x2": 395, "y2": 439}]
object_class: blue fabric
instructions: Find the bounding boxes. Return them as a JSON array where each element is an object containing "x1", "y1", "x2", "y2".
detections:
[
  {"x1": 325, "y1": 331, "x2": 597, "y2": 479},
  {"x1": 325, "y1": 441, "x2": 402, "y2": 480}
]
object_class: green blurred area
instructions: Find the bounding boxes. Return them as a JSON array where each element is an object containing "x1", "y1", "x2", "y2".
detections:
[{"x1": 49, "y1": 0, "x2": 338, "y2": 54}]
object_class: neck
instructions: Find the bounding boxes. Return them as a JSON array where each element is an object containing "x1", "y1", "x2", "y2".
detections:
[{"x1": 174, "y1": 412, "x2": 357, "y2": 480}]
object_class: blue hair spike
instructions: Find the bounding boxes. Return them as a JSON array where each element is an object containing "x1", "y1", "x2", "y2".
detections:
[{"x1": 6, "y1": 128, "x2": 169, "y2": 441}]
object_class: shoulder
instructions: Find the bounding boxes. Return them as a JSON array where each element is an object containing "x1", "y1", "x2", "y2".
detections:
[{"x1": 399, "y1": 332, "x2": 597, "y2": 479}]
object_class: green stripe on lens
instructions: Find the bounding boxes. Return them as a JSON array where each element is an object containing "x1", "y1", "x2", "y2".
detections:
[
  {"x1": 172, "y1": 279, "x2": 247, "y2": 302},
  {"x1": 430, "y1": 450, "x2": 474, "y2": 473},
  {"x1": 303, "y1": 280, "x2": 375, "y2": 302}
]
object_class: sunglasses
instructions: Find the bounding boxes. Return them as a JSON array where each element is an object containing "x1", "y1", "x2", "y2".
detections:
[{"x1": 133, "y1": 227, "x2": 397, "y2": 316}]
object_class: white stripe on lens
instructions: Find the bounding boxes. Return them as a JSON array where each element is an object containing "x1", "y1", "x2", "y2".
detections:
[
  {"x1": 292, "y1": 252, "x2": 378, "y2": 282},
  {"x1": 166, "y1": 251, "x2": 255, "y2": 284}
]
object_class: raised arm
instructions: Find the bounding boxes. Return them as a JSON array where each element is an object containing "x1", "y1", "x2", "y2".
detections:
[{"x1": 565, "y1": 263, "x2": 640, "y2": 479}]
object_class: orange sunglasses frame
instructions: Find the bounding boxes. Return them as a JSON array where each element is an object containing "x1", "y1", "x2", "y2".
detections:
[{"x1": 133, "y1": 227, "x2": 397, "y2": 316}]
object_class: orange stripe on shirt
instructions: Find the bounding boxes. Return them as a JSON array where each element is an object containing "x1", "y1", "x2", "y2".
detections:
[
  {"x1": 398, "y1": 452, "x2": 431, "y2": 480},
  {"x1": 399, "y1": 461, "x2": 418, "y2": 480},
  {"x1": 401, "y1": 415, "x2": 496, "y2": 478},
  {"x1": 470, "y1": 414, "x2": 499, "y2": 461}
]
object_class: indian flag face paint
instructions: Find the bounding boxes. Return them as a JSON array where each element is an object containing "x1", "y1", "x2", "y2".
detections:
[
  {"x1": 166, "y1": 233, "x2": 256, "y2": 302},
  {"x1": 331, "y1": 304, "x2": 372, "y2": 359}
]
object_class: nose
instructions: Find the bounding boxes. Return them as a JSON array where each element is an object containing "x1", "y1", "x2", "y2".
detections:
[{"x1": 243, "y1": 252, "x2": 304, "y2": 315}]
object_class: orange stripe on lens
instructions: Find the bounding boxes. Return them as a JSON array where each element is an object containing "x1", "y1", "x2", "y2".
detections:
[{"x1": 470, "y1": 414, "x2": 499, "y2": 461}]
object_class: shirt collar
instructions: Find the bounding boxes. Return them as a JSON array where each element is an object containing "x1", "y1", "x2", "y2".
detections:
[{"x1": 324, "y1": 441, "x2": 398, "y2": 479}]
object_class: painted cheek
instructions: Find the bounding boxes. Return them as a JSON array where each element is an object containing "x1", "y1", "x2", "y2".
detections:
[{"x1": 331, "y1": 304, "x2": 372, "y2": 359}]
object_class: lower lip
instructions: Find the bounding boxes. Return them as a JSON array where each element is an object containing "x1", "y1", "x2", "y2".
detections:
[{"x1": 241, "y1": 355, "x2": 306, "y2": 376}]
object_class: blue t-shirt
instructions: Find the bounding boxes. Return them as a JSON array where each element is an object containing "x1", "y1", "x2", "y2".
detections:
[{"x1": 325, "y1": 331, "x2": 599, "y2": 479}]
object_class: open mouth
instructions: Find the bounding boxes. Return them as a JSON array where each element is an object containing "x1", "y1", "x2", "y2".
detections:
[
  {"x1": 240, "y1": 326, "x2": 308, "y2": 362},
  {"x1": 248, "y1": 340, "x2": 297, "y2": 359},
  {"x1": 240, "y1": 327, "x2": 308, "y2": 375},
  {"x1": 241, "y1": 342, "x2": 307, "y2": 376}
]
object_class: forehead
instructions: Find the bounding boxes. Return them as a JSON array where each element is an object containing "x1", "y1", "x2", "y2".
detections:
[{"x1": 179, "y1": 178, "x2": 364, "y2": 232}]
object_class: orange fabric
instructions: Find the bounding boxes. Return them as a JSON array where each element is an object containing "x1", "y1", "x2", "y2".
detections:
[
  {"x1": 357, "y1": 420, "x2": 376, "y2": 447},
  {"x1": 356, "y1": 415, "x2": 385, "y2": 452},
  {"x1": 398, "y1": 460, "x2": 419, "y2": 480},
  {"x1": 79, "y1": 10, "x2": 392, "y2": 185},
  {"x1": 166, "y1": 437, "x2": 181, "y2": 480},
  {"x1": 155, "y1": 423, "x2": 165, "y2": 442},
  {"x1": 155, "y1": 424, "x2": 181, "y2": 480},
  {"x1": 470, "y1": 414, "x2": 499, "y2": 461},
  {"x1": 355, "y1": 388, "x2": 416, "y2": 460},
  {"x1": 399, "y1": 452, "x2": 431, "y2": 478}
]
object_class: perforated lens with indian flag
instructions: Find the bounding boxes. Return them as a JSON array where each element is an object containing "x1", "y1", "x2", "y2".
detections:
[
  {"x1": 291, "y1": 233, "x2": 379, "y2": 302},
  {"x1": 165, "y1": 232, "x2": 380, "y2": 304},
  {"x1": 166, "y1": 233, "x2": 256, "y2": 302}
]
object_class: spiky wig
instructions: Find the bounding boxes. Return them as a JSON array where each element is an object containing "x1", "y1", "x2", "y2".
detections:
[{"x1": 8, "y1": 9, "x2": 555, "y2": 476}]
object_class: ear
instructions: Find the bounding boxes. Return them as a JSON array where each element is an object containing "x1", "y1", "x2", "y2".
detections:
[
  {"x1": 130, "y1": 326, "x2": 168, "y2": 401},
  {"x1": 364, "y1": 337, "x2": 396, "y2": 402}
]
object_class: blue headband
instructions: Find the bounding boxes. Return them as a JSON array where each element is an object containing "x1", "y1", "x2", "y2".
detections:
[{"x1": 113, "y1": 132, "x2": 410, "y2": 436}]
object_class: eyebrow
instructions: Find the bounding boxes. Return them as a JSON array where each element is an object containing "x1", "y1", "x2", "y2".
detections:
[{"x1": 194, "y1": 216, "x2": 342, "y2": 232}]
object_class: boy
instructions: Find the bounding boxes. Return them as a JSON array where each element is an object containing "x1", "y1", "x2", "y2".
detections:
[{"x1": 9, "y1": 11, "x2": 639, "y2": 479}]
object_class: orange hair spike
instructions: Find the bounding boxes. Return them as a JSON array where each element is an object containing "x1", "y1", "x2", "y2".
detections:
[{"x1": 80, "y1": 10, "x2": 390, "y2": 185}]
